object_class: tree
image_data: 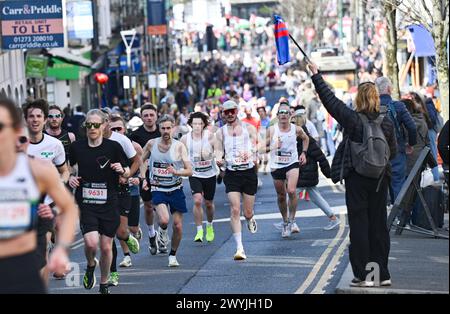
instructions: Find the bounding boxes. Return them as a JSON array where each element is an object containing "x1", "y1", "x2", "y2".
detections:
[
  {"x1": 381, "y1": 0, "x2": 449, "y2": 120},
  {"x1": 383, "y1": 1, "x2": 401, "y2": 99}
]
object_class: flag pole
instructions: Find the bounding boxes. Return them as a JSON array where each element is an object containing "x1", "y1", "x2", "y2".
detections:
[{"x1": 288, "y1": 34, "x2": 311, "y2": 64}]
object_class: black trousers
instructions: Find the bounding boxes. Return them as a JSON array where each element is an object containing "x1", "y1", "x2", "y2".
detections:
[{"x1": 345, "y1": 171, "x2": 391, "y2": 282}]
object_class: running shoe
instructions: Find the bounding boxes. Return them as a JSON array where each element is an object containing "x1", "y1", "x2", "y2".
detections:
[
  {"x1": 99, "y1": 284, "x2": 110, "y2": 294},
  {"x1": 83, "y1": 258, "x2": 98, "y2": 290},
  {"x1": 233, "y1": 248, "x2": 247, "y2": 260},
  {"x1": 149, "y1": 235, "x2": 158, "y2": 255},
  {"x1": 324, "y1": 218, "x2": 340, "y2": 231},
  {"x1": 290, "y1": 220, "x2": 300, "y2": 233},
  {"x1": 282, "y1": 223, "x2": 291, "y2": 238},
  {"x1": 126, "y1": 234, "x2": 140, "y2": 254},
  {"x1": 205, "y1": 225, "x2": 215, "y2": 242},
  {"x1": 168, "y1": 255, "x2": 180, "y2": 267},
  {"x1": 108, "y1": 272, "x2": 119, "y2": 287},
  {"x1": 194, "y1": 229, "x2": 204, "y2": 242},
  {"x1": 247, "y1": 217, "x2": 257, "y2": 233},
  {"x1": 119, "y1": 255, "x2": 132, "y2": 268},
  {"x1": 350, "y1": 278, "x2": 374, "y2": 287}
]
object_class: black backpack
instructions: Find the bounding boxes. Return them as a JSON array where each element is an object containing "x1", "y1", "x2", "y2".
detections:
[{"x1": 349, "y1": 110, "x2": 390, "y2": 180}]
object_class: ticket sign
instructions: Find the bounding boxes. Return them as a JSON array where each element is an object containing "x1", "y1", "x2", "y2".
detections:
[{"x1": 0, "y1": 0, "x2": 64, "y2": 50}]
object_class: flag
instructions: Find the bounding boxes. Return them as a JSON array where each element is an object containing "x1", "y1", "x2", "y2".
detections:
[{"x1": 273, "y1": 15, "x2": 290, "y2": 65}]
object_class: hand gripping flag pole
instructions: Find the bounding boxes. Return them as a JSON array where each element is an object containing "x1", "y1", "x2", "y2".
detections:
[{"x1": 273, "y1": 15, "x2": 311, "y2": 65}]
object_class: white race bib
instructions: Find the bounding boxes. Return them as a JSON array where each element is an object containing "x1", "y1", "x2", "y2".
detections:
[
  {"x1": 193, "y1": 159, "x2": 213, "y2": 173},
  {"x1": 82, "y1": 183, "x2": 108, "y2": 204},
  {"x1": 0, "y1": 201, "x2": 32, "y2": 229},
  {"x1": 274, "y1": 151, "x2": 293, "y2": 164}
]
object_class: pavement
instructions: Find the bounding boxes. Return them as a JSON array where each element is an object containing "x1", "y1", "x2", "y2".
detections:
[{"x1": 336, "y1": 215, "x2": 449, "y2": 294}]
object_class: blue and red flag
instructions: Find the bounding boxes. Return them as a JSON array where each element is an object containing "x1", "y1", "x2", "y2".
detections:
[{"x1": 273, "y1": 15, "x2": 290, "y2": 65}]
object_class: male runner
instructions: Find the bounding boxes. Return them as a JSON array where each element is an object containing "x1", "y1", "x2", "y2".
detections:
[
  {"x1": 215, "y1": 100, "x2": 258, "y2": 260},
  {"x1": 140, "y1": 114, "x2": 193, "y2": 267},
  {"x1": 180, "y1": 112, "x2": 219, "y2": 243},
  {"x1": 102, "y1": 112, "x2": 140, "y2": 286},
  {"x1": 68, "y1": 109, "x2": 130, "y2": 294},
  {"x1": 265, "y1": 101, "x2": 309, "y2": 238},
  {"x1": 130, "y1": 103, "x2": 161, "y2": 255},
  {"x1": 45, "y1": 105, "x2": 76, "y2": 160},
  {"x1": 24, "y1": 99, "x2": 69, "y2": 283}
]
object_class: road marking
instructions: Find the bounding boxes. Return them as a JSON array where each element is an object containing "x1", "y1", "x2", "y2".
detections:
[
  {"x1": 294, "y1": 213, "x2": 346, "y2": 294},
  {"x1": 310, "y1": 228, "x2": 350, "y2": 294},
  {"x1": 212, "y1": 206, "x2": 347, "y2": 223}
]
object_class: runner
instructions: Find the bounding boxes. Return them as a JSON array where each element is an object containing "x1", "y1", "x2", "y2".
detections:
[
  {"x1": 68, "y1": 109, "x2": 130, "y2": 294},
  {"x1": 180, "y1": 112, "x2": 219, "y2": 243},
  {"x1": 102, "y1": 112, "x2": 141, "y2": 286},
  {"x1": 215, "y1": 100, "x2": 258, "y2": 260},
  {"x1": 265, "y1": 101, "x2": 309, "y2": 238},
  {"x1": 257, "y1": 103, "x2": 270, "y2": 175},
  {"x1": 139, "y1": 114, "x2": 193, "y2": 267},
  {"x1": 44, "y1": 104, "x2": 76, "y2": 279},
  {"x1": 109, "y1": 115, "x2": 144, "y2": 269},
  {"x1": 44, "y1": 105, "x2": 76, "y2": 160},
  {"x1": 130, "y1": 103, "x2": 161, "y2": 255},
  {"x1": 0, "y1": 97, "x2": 77, "y2": 294},
  {"x1": 23, "y1": 99, "x2": 70, "y2": 283}
]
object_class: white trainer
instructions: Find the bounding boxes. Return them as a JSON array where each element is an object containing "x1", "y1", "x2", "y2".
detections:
[
  {"x1": 168, "y1": 255, "x2": 180, "y2": 267},
  {"x1": 247, "y1": 217, "x2": 258, "y2": 233},
  {"x1": 324, "y1": 218, "x2": 340, "y2": 231},
  {"x1": 233, "y1": 248, "x2": 247, "y2": 260},
  {"x1": 119, "y1": 255, "x2": 132, "y2": 268}
]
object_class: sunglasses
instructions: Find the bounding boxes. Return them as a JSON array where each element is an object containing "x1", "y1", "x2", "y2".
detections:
[
  {"x1": 0, "y1": 122, "x2": 13, "y2": 132},
  {"x1": 277, "y1": 109, "x2": 290, "y2": 115},
  {"x1": 48, "y1": 114, "x2": 62, "y2": 119},
  {"x1": 223, "y1": 109, "x2": 236, "y2": 115},
  {"x1": 84, "y1": 122, "x2": 102, "y2": 129},
  {"x1": 18, "y1": 136, "x2": 28, "y2": 144},
  {"x1": 111, "y1": 127, "x2": 124, "y2": 132}
]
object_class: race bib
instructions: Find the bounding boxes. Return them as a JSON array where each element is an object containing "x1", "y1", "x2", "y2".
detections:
[
  {"x1": 152, "y1": 162, "x2": 173, "y2": 183},
  {"x1": 231, "y1": 151, "x2": 250, "y2": 170},
  {"x1": 82, "y1": 183, "x2": 108, "y2": 204},
  {"x1": 0, "y1": 201, "x2": 32, "y2": 230},
  {"x1": 274, "y1": 151, "x2": 293, "y2": 165},
  {"x1": 193, "y1": 159, "x2": 213, "y2": 173}
]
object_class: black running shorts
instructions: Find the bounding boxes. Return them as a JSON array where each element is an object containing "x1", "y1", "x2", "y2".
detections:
[
  {"x1": 189, "y1": 176, "x2": 217, "y2": 201},
  {"x1": 79, "y1": 199, "x2": 120, "y2": 238},
  {"x1": 0, "y1": 250, "x2": 46, "y2": 294},
  {"x1": 270, "y1": 162, "x2": 299, "y2": 181},
  {"x1": 118, "y1": 185, "x2": 131, "y2": 217},
  {"x1": 223, "y1": 168, "x2": 258, "y2": 195}
]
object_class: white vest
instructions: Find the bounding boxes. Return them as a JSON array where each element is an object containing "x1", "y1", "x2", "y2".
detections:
[
  {"x1": 186, "y1": 131, "x2": 218, "y2": 178},
  {"x1": 148, "y1": 138, "x2": 183, "y2": 192},
  {"x1": 0, "y1": 154, "x2": 40, "y2": 239},
  {"x1": 269, "y1": 123, "x2": 299, "y2": 169},
  {"x1": 222, "y1": 123, "x2": 255, "y2": 171}
]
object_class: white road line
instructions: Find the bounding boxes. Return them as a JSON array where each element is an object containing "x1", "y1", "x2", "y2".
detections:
[
  {"x1": 294, "y1": 213, "x2": 346, "y2": 294},
  {"x1": 310, "y1": 232, "x2": 350, "y2": 294}
]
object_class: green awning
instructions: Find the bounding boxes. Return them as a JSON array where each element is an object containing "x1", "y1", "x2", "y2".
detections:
[{"x1": 47, "y1": 51, "x2": 91, "y2": 80}]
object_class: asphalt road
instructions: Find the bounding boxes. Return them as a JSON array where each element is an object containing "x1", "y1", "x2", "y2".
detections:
[{"x1": 49, "y1": 169, "x2": 351, "y2": 294}]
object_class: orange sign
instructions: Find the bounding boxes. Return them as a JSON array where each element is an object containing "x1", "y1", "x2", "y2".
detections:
[{"x1": 147, "y1": 25, "x2": 167, "y2": 35}]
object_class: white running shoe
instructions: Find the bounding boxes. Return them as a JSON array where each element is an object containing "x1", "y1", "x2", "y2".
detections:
[
  {"x1": 119, "y1": 255, "x2": 132, "y2": 268},
  {"x1": 257, "y1": 178, "x2": 263, "y2": 188},
  {"x1": 281, "y1": 223, "x2": 291, "y2": 238},
  {"x1": 247, "y1": 217, "x2": 258, "y2": 233},
  {"x1": 168, "y1": 255, "x2": 180, "y2": 267},
  {"x1": 324, "y1": 218, "x2": 340, "y2": 231},
  {"x1": 233, "y1": 248, "x2": 247, "y2": 260},
  {"x1": 290, "y1": 221, "x2": 300, "y2": 233}
]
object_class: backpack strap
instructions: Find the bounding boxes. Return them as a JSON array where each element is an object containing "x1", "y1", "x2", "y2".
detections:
[{"x1": 386, "y1": 101, "x2": 402, "y2": 138}]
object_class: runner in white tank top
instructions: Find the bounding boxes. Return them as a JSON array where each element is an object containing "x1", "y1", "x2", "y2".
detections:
[
  {"x1": 215, "y1": 100, "x2": 258, "y2": 261},
  {"x1": 140, "y1": 115, "x2": 192, "y2": 267},
  {"x1": 264, "y1": 101, "x2": 309, "y2": 238},
  {"x1": 181, "y1": 112, "x2": 219, "y2": 243},
  {"x1": 0, "y1": 98, "x2": 77, "y2": 293}
]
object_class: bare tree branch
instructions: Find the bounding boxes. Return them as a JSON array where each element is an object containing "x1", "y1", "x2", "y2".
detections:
[{"x1": 420, "y1": 0, "x2": 434, "y2": 22}]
